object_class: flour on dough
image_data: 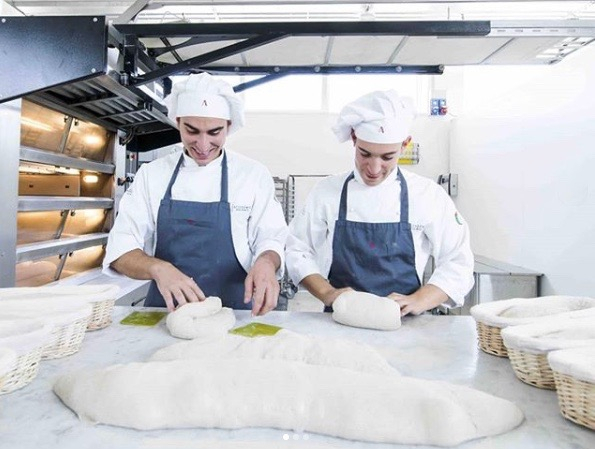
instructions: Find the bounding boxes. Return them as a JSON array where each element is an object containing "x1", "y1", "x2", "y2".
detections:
[
  {"x1": 332, "y1": 291, "x2": 401, "y2": 330},
  {"x1": 151, "y1": 329, "x2": 397, "y2": 374},
  {"x1": 166, "y1": 297, "x2": 236, "y2": 339},
  {"x1": 498, "y1": 296, "x2": 595, "y2": 319},
  {"x1": 54, "y1": 358, "x2": 524, "y2": 446}
]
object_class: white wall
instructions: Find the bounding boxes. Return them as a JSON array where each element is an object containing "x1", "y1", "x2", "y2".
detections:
[
  {"x1": 450, "y1": 46, "x2": 595, "y2": 296},
  {"x1": 227, "y1": 110, "x2": 451, "y2": 211}
]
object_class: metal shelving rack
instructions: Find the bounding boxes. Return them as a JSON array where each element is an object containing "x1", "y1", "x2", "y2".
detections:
[
  {"x1": 273, "y1": 176, "x2": 297, "y2": 301},
  {"x1": 20, "y1": 147, "x2": 115, "y2": 175},
  {"x1": 274, "y1": 174, "x2": 328, "y2": 301},
  {"x1": 16, "y1": 233, "x2": 109, "y2": 263},
  {"x1": 18, "y1": 197, "x2": 114, "y2": 213}
]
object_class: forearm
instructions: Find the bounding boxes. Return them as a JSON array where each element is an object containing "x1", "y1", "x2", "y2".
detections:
[
  {"x1": 110, "y1": 249, "x2": 171, "y2": 281},
  {"x1": 411, "y1": 284, "x2": 449, "y2": 312},
  {"x1": 301, "y1": 274, "x2": 347, "y2": 307},
  {"x1": 254, "y1": 250, "x2": 281, "y2": 273},
  {"x1": 390, "y1": 284, "x2": 448, "y2": 316}
]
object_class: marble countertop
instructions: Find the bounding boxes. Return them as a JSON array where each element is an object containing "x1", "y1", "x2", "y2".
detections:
[{"x1": 1, "y1": 307, "x2": 593, "y2": 449}]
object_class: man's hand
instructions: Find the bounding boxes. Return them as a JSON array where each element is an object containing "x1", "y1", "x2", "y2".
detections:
[
  {"x1": 321, "y1": 286, "x2": 354, "y2": 306},
  {"x1": 244, "y1": 251, "x2": 281, "y2": 316},
  {"x1": 149, "y1": 261, "x2": 206, "y2": 312},
  {"x1": 299, "y1": 274, "x2": 354, "y2": 308},
  {"x1": 388, "y1": 292, "x2": 427, "y2": 317},
  {"x1": 388, "y1": 285, "x2": 448, "y2": 317}
]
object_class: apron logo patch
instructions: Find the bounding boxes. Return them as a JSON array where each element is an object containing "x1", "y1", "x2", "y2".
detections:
[
  {"x1": 369, "y1": 241, "x2": 377, "y2": 250},
  {"x1": 455, "y1": 212, "x2": 463, "y2": 225}
]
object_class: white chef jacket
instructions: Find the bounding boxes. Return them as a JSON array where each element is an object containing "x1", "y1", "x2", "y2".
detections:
[
  {"x1": 286, "y1": 168, "x2": 474, "y2": 307},
  {"x1": 103, "y1": 149, "x2": 288, "y2": 278}
]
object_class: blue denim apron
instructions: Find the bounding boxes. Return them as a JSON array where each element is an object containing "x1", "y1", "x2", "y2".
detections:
[
  {"x1": 145, "y1": 152, "x2": 249, "y2": 309},
  {"x1": 326, "y1": 169, "x2": 421, "y2": 312}
]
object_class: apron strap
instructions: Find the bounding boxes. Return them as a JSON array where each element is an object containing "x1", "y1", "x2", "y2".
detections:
[
  {"x1": 163, "y1": 153, "x2": 185, "y2": 200},
  {"x1": 338, "y1": 169, "x2": 409, "y2": 223},
  {"x1": 396, "y1": 169, "x2": 409, "y2": 223},
  {"x1": 221, "y1": 151, "x2": 229, "y2": 203},
  {"x1": 338, "y1": 172, "x2": 355, "y2": 220}
]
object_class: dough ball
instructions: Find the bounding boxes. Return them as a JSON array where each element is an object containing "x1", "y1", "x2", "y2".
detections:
[
  {"x1": 332, "y1": 291, "x2": 401, "y2": 331},
  {"x1": 166, "y1": 297, "x2": 236, "y2": 339},
  {"x1": 173, "y1": 296, "x2": 222, "y2": 318}
]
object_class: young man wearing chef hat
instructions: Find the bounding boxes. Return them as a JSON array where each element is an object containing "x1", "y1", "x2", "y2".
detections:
[
  {"x1": 286, "y1": 90, "x2": 474, "y2": 316},
  {"x1": 103, "y1": 73, "x2": 288, "y2": 316}
]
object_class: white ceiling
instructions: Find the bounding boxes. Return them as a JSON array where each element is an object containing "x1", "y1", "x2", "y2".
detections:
[
  {"x1": 4, "y1": 1, "x2": 595, "y2": 23},
  {"x1": 3, "y1": 1, "x2": 595, "y2": 66}
]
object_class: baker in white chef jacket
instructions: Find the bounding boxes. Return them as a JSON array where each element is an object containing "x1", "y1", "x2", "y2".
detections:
[
  {"x1": 103, "y1": 73, "x2": 288, "y2": 315},
  {"x1": 286, "y1": 90, "x2": 474, "y2": 316}
]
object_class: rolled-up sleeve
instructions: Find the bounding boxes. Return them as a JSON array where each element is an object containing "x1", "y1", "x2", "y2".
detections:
[
  {"x1": 102, "y1": 165, "x2": 156, "y2": 276},
  {"x1": 425, "y1": 188, "x2": 475, "y2": 307},
  {"x1": 286, "y1": 183, "x2": 330, "y2": 285},
  {"x1": 248, "y1": 171, "x2": 289, "y2": 279}
]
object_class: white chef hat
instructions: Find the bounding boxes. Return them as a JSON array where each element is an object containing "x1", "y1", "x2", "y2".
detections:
[
  {"x1": 165, "y1": 73, "x2": 245, "y2": 134},
  {"x1": 332, "y1": 90, "x2": 415, "y2": 144}
]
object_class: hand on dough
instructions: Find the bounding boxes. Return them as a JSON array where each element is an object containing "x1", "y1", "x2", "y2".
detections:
[
  {"x1": 324, "y1": 286, "x2": 354, "y2": 306},
  {"x1": 151, "y1": 262, "x2": 206, "y2": 311},
  {"x1": 244, "y1": 251, "x2": 280, "y2": 316},
  {"x1": 389, "y1": 293, "x2": 425, "y2": 317},
  {"x1": 389, "y1": 285, "x2": 448, "y2": 317}
]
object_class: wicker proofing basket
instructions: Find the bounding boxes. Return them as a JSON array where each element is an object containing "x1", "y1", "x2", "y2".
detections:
[
  {"x1": 0, "y1": 284, "x2": 120, "y2": 331},
  {"x1": 0, "y1": 320, "x2": 53, "y2": 394},
  {"x1": 0, "y1": 298, "x2": 93, "y2": 359},
  {"x1": 501, "y1": 316, "x2": 595, "y2": 390},
  {"x1": 471, "y1": 296, "x2": 595, "y2": 358},
  {"x1": 549, "y1": 347, "x2": 595, "y2": 431},
  {"x1": 553, "y1": 371, "x2": 595, "y2": 430},
  {"x1": 42, "y1": 311, "x2": 92, "y2": 359},
  {"x1": 0, "y1": 348, "x2": 17, "y2": 392},
  {"x1": 87, "y1": 298, "x2": 116, "y2": 331},
  {"x1": 476, "y1": 321, "x2": 508, "y2": 357},
  {"x1": 507, "y1": 348, "x2": 555, "y2": 389}
]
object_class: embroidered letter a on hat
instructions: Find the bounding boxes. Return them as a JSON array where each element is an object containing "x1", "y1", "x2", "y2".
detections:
[
  {"x1": 165, "y1": 73, "x2": 245, "y2": 133},
  {"x1": 331, "y1": 90, "x2": 415, "y2": 144}
]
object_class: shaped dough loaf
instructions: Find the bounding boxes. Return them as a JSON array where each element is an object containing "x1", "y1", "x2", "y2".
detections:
[
  {"x1": 151, "y1": 329, "x2": 397, "y2": 374},
  {"x1": 332, "y1": 291, "x2": 401, "y2": 330},
  {"x1": 166, "y1": 297, "x2": 236, "y2": 339},
  {"x1": 53, "y1": 358, "x2": 523, "y2": 446}
]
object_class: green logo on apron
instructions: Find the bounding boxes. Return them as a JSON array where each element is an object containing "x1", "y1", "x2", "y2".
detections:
[{"x1": 455, "y1": 212, "x2": 463, "y2": 225}]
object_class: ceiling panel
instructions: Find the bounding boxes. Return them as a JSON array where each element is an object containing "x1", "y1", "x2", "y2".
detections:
[
  {"x1": 483, "y1": 36, "x2": 576, "y2": 64},
  {"x1": 329, "y1": 35, "x2": 407, "y2": 64},
  {"x1": 142, "y1": 32, "x2": 595, "y2": 68},
  {"x1": 231, "y1": 36, "x2": 328, "y2": 66},
  {"x1": 391, "y1": 36, "x2": 511, "y2": 64}
]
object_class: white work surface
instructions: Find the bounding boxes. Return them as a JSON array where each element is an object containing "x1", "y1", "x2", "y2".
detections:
[{"x1": 1, "y1": 307, "x2": 593, "y2": 449}]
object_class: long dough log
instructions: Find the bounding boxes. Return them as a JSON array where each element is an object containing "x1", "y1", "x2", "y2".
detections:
[{"x1": 54, "y1": 359, "x2": 523, "y2": 446}]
